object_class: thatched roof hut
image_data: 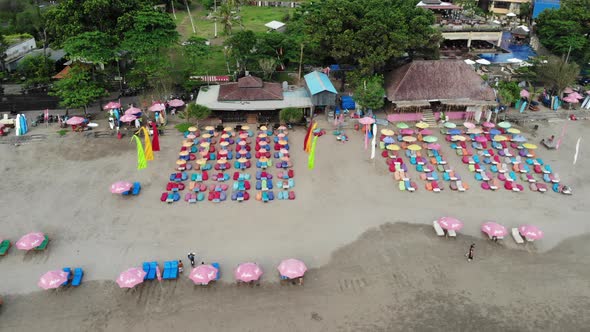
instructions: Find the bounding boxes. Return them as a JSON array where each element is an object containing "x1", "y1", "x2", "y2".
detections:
[{"x1": 385, "y1": 60, "x2": 496, "y2": 108}]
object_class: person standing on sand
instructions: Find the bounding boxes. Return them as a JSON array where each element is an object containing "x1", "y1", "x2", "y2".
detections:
[
  {"x1": 178, "y1": 260, "x2": 184, "y2": 273},
  {"x1": 188, "y1": 252, "x2": 196, "y2": 267},
  {"x1": 466, "y1": 243, "x2": 475, "y2": 261}
]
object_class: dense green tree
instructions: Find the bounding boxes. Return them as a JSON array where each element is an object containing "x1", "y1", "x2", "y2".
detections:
[
  {"x1": 258, "y1": 58, "x2": 276, "y2": 80},
  {"x1": 279, "y1": 107, "x2": 303, "y2": 123},
  {"x1": 497, "y1": 81, "x2": 520, "y2": 106},
  {"x1": 49, "y1": 65, "x2": 108, "y2": 114},
  {"x1": 536, "y1": 0, "x2": 590, "y2": 65},
  {"x1": 44, "y1": 0, "x2": 152, "y2": 46},
  {"x1": 354, "y1": 75, "x2": 385, "y2": 111},
  {"x1": 534, "y1": 56, "x2": 580, "y2": 95},
  {"x1": 17, "y1": 55, "x2": 54, "y2": 88},
  {"x1": 0, "y1": 35, "x2": 8, "y2": 71},
  {"x1": 290, "y1": 0, "x2": 439, "y2": 74},
  {"x1": 224, "y1": 30, "x2": 256, "y2": 72},
  {"x1": 179, "y1": 103, "x2": 211, "y2": 127},
  {"x1": 63, "y1": 31, "x2": 118, "y2": 64}
]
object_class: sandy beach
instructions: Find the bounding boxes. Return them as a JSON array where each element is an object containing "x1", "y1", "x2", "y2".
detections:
[{"x1": 1, "y1": 115, "x2": 590, "y2": 331}]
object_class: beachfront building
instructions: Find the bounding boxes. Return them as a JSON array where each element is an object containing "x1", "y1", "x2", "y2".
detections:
[
  {"x1": 304, "y1": 71, "x2": 337, "y2": 107},
  {"x1": 488, "y1": 0, "x2": 530, "y2": 15},
  {"x1": 384, "y1": 60, "x2": 497, "y2": 123},
  {"x1": 1, "y1": 36, "x2": 36, "y2": 72},
  {"x1": 196, "y1": 75, "x2": 313, "y2": 123}
]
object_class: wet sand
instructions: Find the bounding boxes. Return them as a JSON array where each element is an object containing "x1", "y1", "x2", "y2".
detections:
[{"x1": 1, "y1": 117, "x2": 589, "y2": 331}]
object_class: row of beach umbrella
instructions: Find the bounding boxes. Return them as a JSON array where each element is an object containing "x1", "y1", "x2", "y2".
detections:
[{"x1": 436, "y1": 216, "x2": 544, "y2": 240}]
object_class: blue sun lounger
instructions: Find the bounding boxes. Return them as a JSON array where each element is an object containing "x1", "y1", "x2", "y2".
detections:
[
  {"x1": 71, "y1": 268, "x2": 84, "y2": 286},
  {"x1": 212, "y1": 262, "x2": 220, "y2": 280},
  {"x1": 132, "y1": 182, "x2": 141, "y2": 195},
  {"x1": 62, "y1": 267, "x2": 72, "y2": 286}
]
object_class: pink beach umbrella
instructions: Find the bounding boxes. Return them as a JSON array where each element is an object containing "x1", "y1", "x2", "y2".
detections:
[
  {"x1": 38, "y1": 270, "x2": 68, "y2": 290},
  {"x1": 481, "y1": 222, "x2": 508, "y2": 237},
  {"x1": 16, "y1": 232, "x2": 46, "y2": 250},
  {"x1": 400, "y1": 129, "x2": 414, "y2": 135},
  {"x1": 148, "y1": 103, "x2": 165, "y2": 112},
  {"x1": 482, "y1": 121, "x2": 495, "y2": 128},
  {"x1": 419, "y1": 129, "x2": 433, "y2": 135},
  {"x1": 168, "y1": 99, "x2": 185, "y2": 107},
  {"x1": 189, "y1": 265, "x2": 218, "y2": 285},
  {"x1": 103, "y1": 101, "x2": 122, "y2": 110},
  {"x1": 234, "y1": 262, "x2": 263, "y2": 282},
  {"x1": 437, "y1": 217, "x2": 464, "y2": 231},
  {"x1": 277, "y1": 259, "x2": 307, "y2": 279},
  {"x1": 358, "y1": 117, "x2": 375, "y2": 125},
  {"x1": 119, "y1": 114, "x2": 137, "y2": 123},
  {"x1": 475, "y1": 136, "x2": 488, "y2": 143},
  {"x1": 520, "y1": 89, "x2": 529, "y2": 98},
  {"x1": 116, "y1": 268, "x2": 146, "y2": 288},
  {"x1": 111, "y1": 181, "x2": 132, "y2": 194},
  {"x1": 65, "y1": 116, "x2": 85, "y2": 125},
  {"x1": 427, "y1": 143, "x2": 441, "y2": 150},
  {"x1": 563, "y1": 96, "x2": 579, "y2": 103},
  {"x1": 125, "y1": 106, "x2": 142, "y2": 115},
  {"x1": 568, "y1": 92, "x2": 583, "y2": 100},
  {"x1": 518, "y1": 225, "x2": 544, "y2": 240},
  {"x1": 463, "y1": 122, "x2": 475, "y2": 129}
]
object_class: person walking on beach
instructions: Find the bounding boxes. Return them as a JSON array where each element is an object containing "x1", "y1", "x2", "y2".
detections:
[
  {"x1": 466, "y1": 243, "x2": 475, "y2": 262},
  {"x1": 188, "y1": 252, "x2": 196, "y2": 267},
  {"x1": 178, "y1": 260, "x2": 184, "y2": 273}
]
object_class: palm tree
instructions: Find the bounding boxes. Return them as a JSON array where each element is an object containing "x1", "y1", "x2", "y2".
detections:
[{"x1": 218, "y1": 3, "x2": 234, "y2": 35}]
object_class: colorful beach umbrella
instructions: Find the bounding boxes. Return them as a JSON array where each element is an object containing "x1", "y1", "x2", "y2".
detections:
[
  {"x1": 437, "y1": 217, "x2": 464, "y2": 231},
  {"x1": 386, "y1": 144, "x2": 400, "y2": 151},
  {"x1": 522, "y1": 143, "x2": 537, "y2": 149},
  {"x1": 475, "y1": 136, "x2": 487, "y2": 143},
  {"x1": 463, "y1": 122, "x2": 475, "y2": 129},
  {"x1": 448, "y1": 129, "x2": 462, "y2": 135},
  {"x1": 490, "y1": 129, "x2": 501, "y2": 135},
  {"x1": 277, "y1": 259, "x2": 307, "y2": 279},
  {"x1": 518, "y1": 225, "x2": 544, "y2": 240},
  {"x1": 65, "y1": 116, "x2": 85, "y2": 125},
  {"x1": 38, "y1": 270, "x2": 68, "y2": 290},
  {"x1": 481, "y1": 222, "x2": 508, "y2": 238},
  {"x1": 451, "y1": 135, "x2": 466, "y2": 141},
  {"x1": 16, "y1": 232, "x2": 46, "y2": 250},
  {"x1": 381, "y1": 129, "x2": 394, "y2": 136},
  {"x1": 148, "y1": 103, "x2": 165, "y2": 112},
  {"x1": 507, "y1": 128, "x2": 520, "y2": 134},
  {"x1": 125, "y1": 106, "x2": 142, "y2": 115},
  {"x1": 416, "y1": 122, "x2": 429, "y2": 129},
  {"x1": 493, "y1": 135, "x2": 508, "y2": 142},
  {"x1": 235, "y1": 263, "x2": 263, "y2": 282},
  {"x1": 402, "y1": 136, "x2": 417, "y2": 142},
  {"x1": 419, "y1": 129, "x2": 433, "y2": 135},
  {"x1": 407, "y1": 144, "x2": 422, "y2": 151},
  {"x1": 396, "y1": 122, "x2": 409, "y2": 129},
  {"x1": 427, "y1": 143, "x2": 441, "y2": 150},
  {"x1": 168, "y1": 99, "x2": 185, "y2": 107},
  {"x1": 104, "y1": 101, "x2": 122, "y2": 110},
  {"x1": 482, "y1": 121, "x2": 495, "y2": 128},
  {"x1": 400, "y1": 129, "x2": 414, "y2": 135},
  {"x1": 444, "y1": 122, "x2": 457, "y2": 128},
  {"x1": 111, "y1": 181, "x2": 132, "y2": 194},
  {"x1": 119, "y1": 114, "x2": 137, "y2": 123},
  {"x1": 423, "y1": 136, "x2": 438, "y2": 143},
  {"x1": 116, "y1": 268, "x2": 146, "y2": 288},
  {"x1": 189, "y1": 265, "x2": 218, "y2": 285},
  {"x1": 467, "y1": 128, "x2": 483, "y2": 134},
  {"x1": 512, "y1": 135, "x2": 527, "y2": 142},
  {"x1": 383, "y1": 136, "x2": 395, "y2": 144},
  {"x1": 498, "y1": 121, "x2": 511, "y2": 129}
]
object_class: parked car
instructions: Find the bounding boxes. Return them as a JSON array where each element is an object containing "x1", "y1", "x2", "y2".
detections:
[{"x1": 579, "y1": 77, "x2": 590, "y2": 85}]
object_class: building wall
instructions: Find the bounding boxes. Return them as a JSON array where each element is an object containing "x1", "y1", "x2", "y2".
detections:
[
  {"x1": 490, "y1": 0, "x2": 530, "y2": 14},
  {"x1": 310, "y1": 91, "x2": 336, "y2": 106},
  {"x1": 4, "y1": 38, "x2": 37, "y2": 62}
]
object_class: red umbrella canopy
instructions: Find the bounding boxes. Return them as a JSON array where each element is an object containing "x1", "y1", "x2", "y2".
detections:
[
  {"x1": 358, "y1": 117, "x2": 375, "y2": 125},
  {"x1": 168, "y1": 99, "x2": 185, "y2": 107},
  {"x1": 104, "y1": 101, "x2": 122, "y2": 110},
  {"x1": 65, "y1": 116, "x2": 85, "y2": 125}
]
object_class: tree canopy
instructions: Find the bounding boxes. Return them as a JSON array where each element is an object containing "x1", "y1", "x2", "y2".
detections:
[
  {"x1": 289, "y1": 0, "x2": 440, "y2": 74},
  {"x1": 17, "y1": 55, "x2": 55, "y2": 88},
  {"x1": 355, "y1": 75, "x2": 386, "y2": 111},
  {"x1": 536, "y1": 0, "x2": 590, "y2": 65},
  {"x1": 63, "y1": 31, "x2": 119, "y2": 64},
  {"x1": 534, "y1": 56, "x2": 580, "y2": 95},
  {"x1": 49, "y1": 65, "x2": 108, "y2": 112}
]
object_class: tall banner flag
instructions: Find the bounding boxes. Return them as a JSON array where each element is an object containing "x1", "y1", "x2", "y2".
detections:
[
  {"x1": 132, "y1": 135, "x2": 148, "y2": 170},
  {"x1": 151, "y1": 122, "x2": 160, "y2": 151},
  {"x1": 308, "y1": 136, "x2": 319, "y2": 169},
  {"x1": 141, "y1": 127, "x2": 154, "y2": 161}
]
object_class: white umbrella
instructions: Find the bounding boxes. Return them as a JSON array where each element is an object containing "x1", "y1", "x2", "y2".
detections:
[
  {"x1": 476, "y1": 59, "x2": 491, "y2": 65},
  {"x1": 507, "y1": 58, "x2": 523, "y2": 63},
  {"x1": 506, "y1": 12, "x2": 516, "y2": 17},
  {"x1": 464, "y1": 59, "x2": 476, "y2": 65},
  {"x1": 492, "y1": 20, "x2": 501, "y2": 24}
]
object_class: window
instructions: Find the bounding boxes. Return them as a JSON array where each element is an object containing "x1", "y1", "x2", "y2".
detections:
[{"x1": 493, "y1": 1, "x2": 511, "y2": 9}]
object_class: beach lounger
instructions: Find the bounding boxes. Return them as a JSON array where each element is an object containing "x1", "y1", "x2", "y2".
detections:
[
  {"x1": 34, "y1": 235, "x2": 49, "y2": 250},
  {"x1": 71, "y1": 268, "x2": 83, "y2": 286},
  {"x1": 398, "y1": 181, "x2": 406, "y2": 191},
  {"x1": 456, "y1": 180, "x2": 468, "y2": 192},
  {"x1": 447, "y1": 229, "x2": 456, "y2": 237},
  {"x1": 433, "y1": 221, "x2": 445, "y2": 236},
  {"x1": 0, "y1": 240, "x2": 11, "y2": 256},
  {"x1": 132, "y1": 182, "x2": 141, "y2": 195},
  {"x1": 450, "y1": 181, "x2": 458, "y2": 190},
  {"x1": 512, "y1": 228, "x2": 525, "y2": 244},
  {"x1": 62, "y1": 267, "x2": 72, "y2": 286},
  {"x1": 432, "y1": 181, "x2": 441, "y2": 192}
]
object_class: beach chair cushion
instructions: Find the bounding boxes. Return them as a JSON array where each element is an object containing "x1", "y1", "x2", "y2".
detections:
[
  {"x1": 0, "y1": 240, "x2": 11, "y2": 255},
  {"x1": 34, "y1": 236, "x2": 49, "y2": 250},
  {"x1": 62, "y1": 267, "x2": 72, "y2": 286},
  {"x1": 512, "y1": 228, "x2": 525, "y2": 244},
  {"x1": 72, "y1": 268, "x2": 84, "y2": 286},
  {"x1": 433, "y1": 221, "x2": 445, "y2": 236}
]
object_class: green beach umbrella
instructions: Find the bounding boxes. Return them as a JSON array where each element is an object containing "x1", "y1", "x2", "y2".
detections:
[
  {"x1": 444, "y1": 122, "x2": 456, "y2": 128},
  {"x1": 396, "y1": 122, "x2": 409, "y2": 129},
  {"x1": 498, "y1": 121, "x2": 512, "y2": 129},
  {"x1": 423, "y1": 136, "x2": 438, "y2": 143}
]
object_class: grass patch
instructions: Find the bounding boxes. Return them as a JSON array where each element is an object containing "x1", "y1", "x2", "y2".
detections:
[
  {"x1": 57, "y1": 129, "x2": 67, "y2": 136},
  {"x1": 175, "y1": 122, "x2": 193, "y2": 133},
  {"x1": 191, "y1": 46, "x2": 229, "y2": 75}
]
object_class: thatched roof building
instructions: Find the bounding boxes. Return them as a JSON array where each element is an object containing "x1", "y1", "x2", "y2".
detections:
[
  {"x1": 218, "y1": 76, "x2": 283, "y2": 101},
  {"x1": 385, "y1": 60, "x2": 496, "y2": 108}
]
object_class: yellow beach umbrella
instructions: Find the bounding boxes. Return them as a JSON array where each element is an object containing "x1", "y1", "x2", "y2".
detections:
[
  {"x1": 237, "y1": 157, "x2": 248, "y2": 163},
  {"x1": 402, "y1": 136, "x2": 416, "y2": 142},
  {"x1": 507, "y1": 128, "x2": 521, "y2": 134},
  {"x1": 493, "y1": 135, "x2": 508, "y2": 142},
  {"x1": 407, "y1": 144, "x2": 422, "y2": 151},
  {"x1": 201, "y1": 133, "x2": 211, "y2": 139},
  {"x1": 522, "y1": 143, "x2": 537, "y2": 149},
  {"x1": 200, "y1": 142, "x2": 210, "y2": 148},
  {"x1": 176, "y1": 159, "x2": 186, "y2": 165},
  {"x1": 188, "y1": 126, "x2": 197, "y2": 132},
  {"x1": 220, "y1": 141, "x2": 229, "y2": 147},
  {"x1": 386, "y1": 144, "x2": 400, "y2": 151},
  {"x1": 381, "y1": 128, "x2": 395, "y2": 136},
  {"x1": 205, "y1": 126, "x2": 214, "y2": 131},
  {"x1": 179, "y1": 150, "x2": 189, "y2": 156},
  {"x1": 196, "y1": 158, "x2": 207, "y2": 165},
  {"x1": 258, "y1": 133, "x2": 267, "y2": 138},
  {"x1": 241, "y1": 125, "x2": 250, "y2": 131},
  {"x1": 182, "y1": 141, "x2": 193, "y2": 147},
  {"x1": 260, "y1": 125, "x2": 268, "y2": 131},
  {"x1": 416, "y1": 122, "x2": 429, "y2": 129},
  {"x1": 451, "y1": 135, "x2": 466, "y2": 141},
  {"x1": 224, "y1": 126, "x2": 233, "y2": 132},
  {"x1": 221, "y1": 133, "x2": 230, "y2": 139}
]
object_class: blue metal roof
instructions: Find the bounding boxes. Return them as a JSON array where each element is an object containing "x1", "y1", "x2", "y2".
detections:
[{"x1": 304, "y1": 71, "x2": 337, "y2": 95}]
